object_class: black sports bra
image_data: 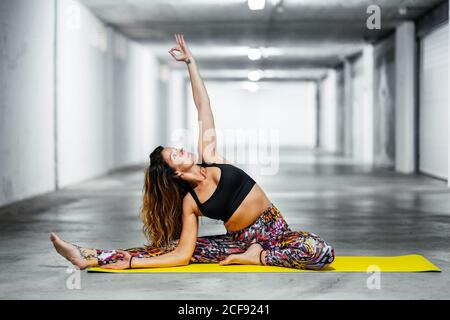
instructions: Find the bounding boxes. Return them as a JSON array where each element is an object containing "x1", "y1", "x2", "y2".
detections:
[{"x1": 187, "y1": 162, "x2": 256, "y2": 222}]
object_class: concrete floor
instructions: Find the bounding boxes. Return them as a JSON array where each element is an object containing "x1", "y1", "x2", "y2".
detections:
[{"x1": 0, "y1": 147, "x2": 449, "y2": 299}]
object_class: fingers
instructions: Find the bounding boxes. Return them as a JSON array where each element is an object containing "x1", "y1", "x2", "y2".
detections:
[
  {"x1": 116, "y1": 250, "x2": 130, "y2": 258},
  {"x1": 179, "y1": 34, "x2": 187, "y2": 50},
  {"x1": 169, "y1": 51, "x2": 182, "y2": 61},
  {"x1": 169, "y1": 46, "x2": 181, "y2": 52},
  {"x1": 168, "y1": 48, "x2": 185, "y2": 61},
  {"x1": 168, "y1": 48, "x2": 179, "y2": 60},
  {"x1": 174, "y1": 33, "x2": 186, "y2": 47},
  {"x1": 171, "y1": 34, "x2": 189, "y2": 61}
]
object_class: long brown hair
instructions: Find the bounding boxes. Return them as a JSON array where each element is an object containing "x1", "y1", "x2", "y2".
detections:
[{"x1": 140, "y1": 145, "x2": 192, "y2": 248}]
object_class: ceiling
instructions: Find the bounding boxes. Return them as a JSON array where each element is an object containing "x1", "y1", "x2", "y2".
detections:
[{"x1": 79, "y1": 0, "x2": 444, "y2": 80}]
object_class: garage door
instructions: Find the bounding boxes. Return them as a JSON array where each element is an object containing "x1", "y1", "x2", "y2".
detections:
[{"x1": 419, "y1": 23, "x2": 448, "y2": 180}]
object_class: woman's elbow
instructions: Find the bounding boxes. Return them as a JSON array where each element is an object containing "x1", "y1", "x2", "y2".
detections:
[
  {"x1": 174, "y1": 249, "x2": 193, "y2": 266},
  {"x1": 179, "y1": 256, "x2": 192, "y2": 266}
]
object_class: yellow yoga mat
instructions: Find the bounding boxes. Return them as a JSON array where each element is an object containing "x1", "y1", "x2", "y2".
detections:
[{"x1": 87, "y1": 254, "x2": 440, "y2": 273}]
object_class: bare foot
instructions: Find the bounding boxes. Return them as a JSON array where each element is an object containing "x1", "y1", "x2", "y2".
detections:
[
  {"x1": 50, "y1": 232, "x2": 93, "y2": 270},
  {"x1": 219, "y1": 239, "x2": 265, "y2": 266}
]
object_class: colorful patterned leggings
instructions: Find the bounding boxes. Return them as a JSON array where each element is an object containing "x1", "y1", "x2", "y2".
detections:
[{"x1": 96, "y1": 203, "x2": 335, "y2": 270}]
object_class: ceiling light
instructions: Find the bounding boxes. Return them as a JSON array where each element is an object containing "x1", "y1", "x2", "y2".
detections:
[
  {"x1": 398, "y1": 7, "x2": 407, "y2": 15},
  {"x1": 248, "y1": 48, "x2": 262, "y2": 60},
  {"x1": 248, "y1": 69, "x2": 264, "y2": 81},
  {"x1": 248, "y1": 0, "x2": 265, "y2": 11}
]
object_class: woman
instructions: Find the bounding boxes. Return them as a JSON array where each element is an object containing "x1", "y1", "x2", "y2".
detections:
[{"x1": 50, "y1": 34, "x2": 335, "y2": 271}]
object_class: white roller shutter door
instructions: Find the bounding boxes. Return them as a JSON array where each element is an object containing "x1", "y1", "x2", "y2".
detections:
[{"x1": 419, "y1": 24, "x2": 448, "y2": 179}]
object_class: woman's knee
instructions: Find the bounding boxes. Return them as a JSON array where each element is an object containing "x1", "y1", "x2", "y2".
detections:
[
  {"x1": 310, "y1": 243, "x2": 335, "y2": 270},
  {"x1": 290, "y1": 237, "x2": 335, "y2": 270}
]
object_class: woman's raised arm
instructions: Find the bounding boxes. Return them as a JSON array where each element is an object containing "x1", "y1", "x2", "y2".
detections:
[{"x1": 169, "y1": 33, "x2": 226, "y2": 164}]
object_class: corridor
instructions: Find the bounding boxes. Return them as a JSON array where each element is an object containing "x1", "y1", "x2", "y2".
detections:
[{"x1": 0, "y1": 148, "x2": 448, "y2": 299}]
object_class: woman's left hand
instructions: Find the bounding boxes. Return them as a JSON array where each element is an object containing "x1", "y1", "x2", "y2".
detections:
[{"x1": 100, "y1": 250, "x2": 133, "y2": 270}]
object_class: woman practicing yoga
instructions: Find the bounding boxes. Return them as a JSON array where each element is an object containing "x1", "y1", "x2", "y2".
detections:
[{"x1": 50, "y1": 34, "x2": 335, "y2": 270}]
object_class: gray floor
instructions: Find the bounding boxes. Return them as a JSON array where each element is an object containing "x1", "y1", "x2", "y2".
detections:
[{"x1": 1, "y1": 147, "x2": 449, "y2": 299}]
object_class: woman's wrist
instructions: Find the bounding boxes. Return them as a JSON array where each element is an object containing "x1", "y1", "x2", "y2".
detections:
[
  {"x1": 128, "y1": 256, "x2": 134, "y2": 269},
  {"x1": 185, "y1": 56, "x2": 194, "y2": 65}
]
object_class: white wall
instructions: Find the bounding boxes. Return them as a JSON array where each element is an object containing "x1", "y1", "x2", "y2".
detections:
[
  {"x1": 0, "y1": 0, "x2": 56, "y2": 207},
  {"x1": 110, "y1": 32, "x2": 160, "y2": 169},
  {"x1": 185, "y1": 80, "x2": 317, "y2": 161},
  {"x1": 0, "y1": 0, "x2": 161, "y2": 206},
  {"x1": 57, "y1": 0, "x2": 160, "y2": 187},
  {"x1": 418, "y1": 23, "x2": 449, "y2": 180},
  {"x1": 56, "y1": 0, "x2": 110, "y2": 187}
]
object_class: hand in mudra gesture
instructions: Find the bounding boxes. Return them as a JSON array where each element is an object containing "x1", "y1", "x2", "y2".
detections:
[
  {"x1": 168, "y1": 33, "x2": 193, "y2": 63},
  {"x1": 99, "y1": 250, "x2": 133, "y2": 270}
]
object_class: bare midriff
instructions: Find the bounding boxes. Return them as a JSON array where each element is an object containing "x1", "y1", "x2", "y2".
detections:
[{"x1": 222, "y1": 183, "x2": 272, "y2": 232}]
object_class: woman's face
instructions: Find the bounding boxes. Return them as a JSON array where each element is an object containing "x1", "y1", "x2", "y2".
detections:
[{"x1": 162, "y1": 146, "x2": 196, "y2": 173}]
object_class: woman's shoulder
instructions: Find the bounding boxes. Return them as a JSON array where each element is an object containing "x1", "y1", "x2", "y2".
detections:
[{"x1": 182, "y1": 192, "x2": 203, "y2": 217}]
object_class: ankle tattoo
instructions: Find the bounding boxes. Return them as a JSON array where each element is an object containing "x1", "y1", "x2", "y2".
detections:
[{"x1": 73, "y1": 244, "x2": 97, "y2": 261}]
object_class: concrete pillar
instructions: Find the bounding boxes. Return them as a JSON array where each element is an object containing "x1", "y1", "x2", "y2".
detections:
[
  {"x1": 335, "y1": 67, "x2": 345, "y2": 155},
  {"x1": 319, "y1": 70, "x2": 338, "y2": 153},
  {"x1": 105, "y1": 27, "x2": 115, "y2": 173},
  {"x1": 362, "y1": 44, "x2": 375, "y2": 165},
  {"x1": 343, "y1": 60, "x2": 353, "y2": 157},
  {"x1": 167, "y1": 69, "x2": 188, "y2": 147},
  {"x1": 395, "y1": 22, "x2": 416, "y2": 174},
  {"x1": 448, "y1": 5, "x2": 450, "y2": 187},
  {"x1": 156, "y1": 64, "x2": 169, "y2": 146},
  {"x1": 315, "y1": 80, "x2": 321, "y2": 148}
]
